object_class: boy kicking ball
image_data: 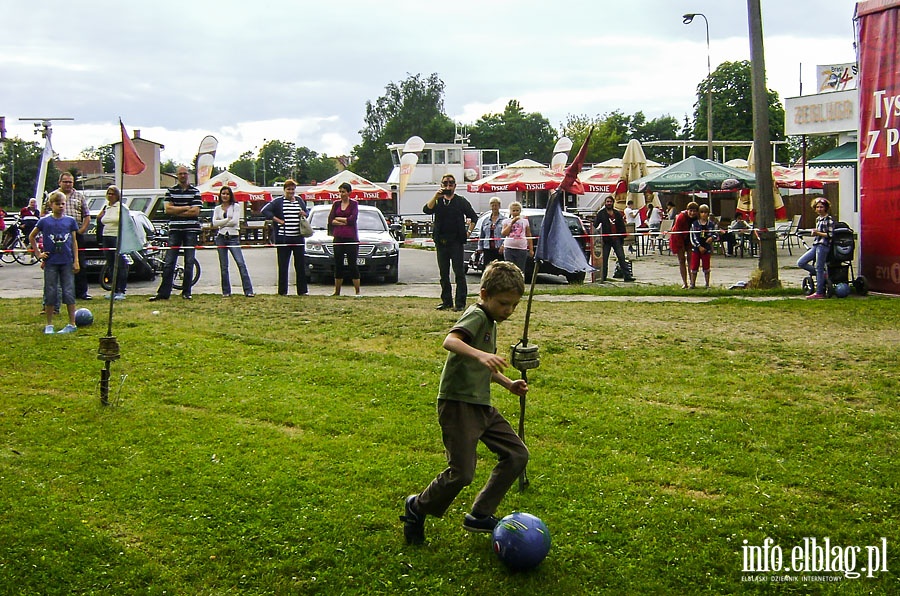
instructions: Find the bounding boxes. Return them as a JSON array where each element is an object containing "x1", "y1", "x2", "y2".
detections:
[{"x1": 401, "y1": 260, "x2": 529, "y2": 545}]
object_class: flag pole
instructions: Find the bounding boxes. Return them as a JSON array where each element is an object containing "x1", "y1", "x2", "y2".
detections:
[
  {"x1": 511, "y1": 129, "x2": 593, "y2": 491},
  {"x1": 510, "y1": 191, "x2": 553, "y2": 492},
  {"x1": 99, "y1": 119, "x2": 145, "y2": 405}
]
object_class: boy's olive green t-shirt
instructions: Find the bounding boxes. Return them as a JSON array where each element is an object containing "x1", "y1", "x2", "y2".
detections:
[{"x1": 437, "y1": 305, "x2": 496, "y2": 406}]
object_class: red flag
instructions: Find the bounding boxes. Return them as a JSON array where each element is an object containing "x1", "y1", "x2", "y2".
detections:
[
  {"x1": 120, "y1": 119, "x2": 146, "y2": 176},
  {"x1": 559, "y1": 126, "x2": 593, "y2": 195}
]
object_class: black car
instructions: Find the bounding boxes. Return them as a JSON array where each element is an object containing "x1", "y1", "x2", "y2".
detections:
[
  {"x1": 305, "y1": 205, "x2": 400, "y2": 283},
  {"x1": 464, "y1": 207, "x2": 591, "y2": 284}
]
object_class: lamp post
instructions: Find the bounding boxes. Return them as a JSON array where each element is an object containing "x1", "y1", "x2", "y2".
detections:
[{"x1": 683, "y1": 13, "x2": 713, "y2": 161}]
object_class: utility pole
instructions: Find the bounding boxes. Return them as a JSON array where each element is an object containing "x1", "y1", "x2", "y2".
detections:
[{"x1": 747, "y1": 0, "x2": 779, "y2": 287}]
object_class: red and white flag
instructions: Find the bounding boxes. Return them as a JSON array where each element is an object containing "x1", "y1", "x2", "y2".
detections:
[{"x1": 120, "y1": 119, "x2": 146, "y2": 176}]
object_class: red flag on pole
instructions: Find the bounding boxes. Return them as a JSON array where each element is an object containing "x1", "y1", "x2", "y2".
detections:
[
  {"x1": 120, "y1": 119, "x2": 146, "y2": 176},
  {"x1": 559, "y1": 127, "x2": 593, "y2": 195}
]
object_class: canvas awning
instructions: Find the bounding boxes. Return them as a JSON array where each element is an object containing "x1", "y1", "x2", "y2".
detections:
[{"x1": 808, "y1": 141, "x2": 857, "y2": 168}]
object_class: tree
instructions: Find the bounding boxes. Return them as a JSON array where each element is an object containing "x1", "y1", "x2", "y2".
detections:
[
  {"x1": 79, "y1": 144, "x2": 115, "y2": 173},
  {"x1": 305, "y1": 154, "x2": 339, "y2": 185},
  {"x1": 785, "y1": 134, "x2": 838, "y2": 166},
  {"x1": 161, "y1": 159, "x2": 179, "y2": 175},
  {"x1": 0, "y1": 138, "x2": 60, "y2": 208},
  {"x1": 353, "y1": 73, "x2": 456, "y2": 181},
  {"x1": 691, "y1": 60, "x2": 785, "y2": 160},
  {"x1": 631, "y1": 112, "x2": 681, "y2": 164},
  {"x1": 468, "y1": 100, "x2": 557, "y2": 164},
  {"x1": 559, "y1": 111, "x2": 680, "y2": 165},
  {"x1": 229, "y1": 151, "x2": 258, "y2": 183},
  {"x1": 257, "y1": 139, "x2": 297, "y2": 185}
]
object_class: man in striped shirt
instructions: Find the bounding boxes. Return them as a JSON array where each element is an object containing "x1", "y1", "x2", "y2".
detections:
[{"x1": 149, "y1": 166, "x2": 202, "y2": 301}]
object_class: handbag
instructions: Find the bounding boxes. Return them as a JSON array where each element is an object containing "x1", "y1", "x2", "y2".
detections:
[{"x1": 299, "y1": 214, "x2": 314, "y2": 238}]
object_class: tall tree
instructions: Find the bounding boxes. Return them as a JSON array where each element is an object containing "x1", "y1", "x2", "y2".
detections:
[
  {"x1": 691, "y1": 59, "x2": 785, "y2": 160},
  {"x1": 0, "y1": 138, "x2": 60, "y2": 208},
  {"x1": 228, "y1": 151, "x2": 256, "y2": 182},
  {"x1": 257, "y1": 139, "x2": 296, "y2": 186},
  {"x1": 631, "y1": 112, "x2": 681, "y2": 164},
  {"x1": 305, "y1": 155, "x2": 339, "y2": 185},
  {"x1": 468, "y1": 100, "x2": 556, "y2": 164},
  {"x1": 353, "y1": 73, "x2": 456, "y2": 181}
]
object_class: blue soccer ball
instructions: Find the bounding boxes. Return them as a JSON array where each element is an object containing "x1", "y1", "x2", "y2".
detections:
[
  {"x1": 492, "y1": 512, "x2": 551, "y2": 571},
  {"x1": 834, "y1": 282, "x2": 851, "y2": 298},
  {"x1": 74, "y1": 308, "x2": 94, "y2": 327}
]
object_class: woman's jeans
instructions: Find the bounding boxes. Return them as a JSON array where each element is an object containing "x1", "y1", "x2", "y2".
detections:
[
  {"x1": 216, "y1": 234, "x2": 254, "y2": 296},
  {"x1": 797, "y1": 243, "x2": 829, "y2": 295},
  {"x1": 102, "y1": 236, "x2": 128, "y2": 294}
]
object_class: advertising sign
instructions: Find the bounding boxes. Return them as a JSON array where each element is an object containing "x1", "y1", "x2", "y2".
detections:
[{"x1": 857, "y1": 0, "x2": 900, "y2": 294}]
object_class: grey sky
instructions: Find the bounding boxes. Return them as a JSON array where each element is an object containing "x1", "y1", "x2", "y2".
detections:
[{"x1": 2, "y1": 0, "x2": 858, "y2": 169}]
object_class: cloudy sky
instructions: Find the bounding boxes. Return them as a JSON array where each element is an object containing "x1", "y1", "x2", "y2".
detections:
[{"x1": 2, "y1": 0, "x2": 857, "y2": 171}]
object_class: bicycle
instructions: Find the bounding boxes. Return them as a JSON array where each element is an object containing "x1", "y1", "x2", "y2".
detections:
[
  {"x1": 99, "y1": 242, "x2": 200, "y2": 291},
  {"x1": 0, "y1": 225, "x2": 40, "y2": 266}
]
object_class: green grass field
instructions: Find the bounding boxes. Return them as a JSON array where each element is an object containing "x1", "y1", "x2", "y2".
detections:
[{"x1": 1, "y1": 293, "x2": 898, "y2": 594}]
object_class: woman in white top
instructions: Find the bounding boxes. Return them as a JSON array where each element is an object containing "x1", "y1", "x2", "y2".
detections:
[
  {"x1": 501, "y1": 201, "x2": 533, "y2": 274},
  {"x1": 212, "y1": 186, "x2": 254, "y2": 297},
  {"x1": 97, "y1": 185, "x2": 129, "y2": 300}
]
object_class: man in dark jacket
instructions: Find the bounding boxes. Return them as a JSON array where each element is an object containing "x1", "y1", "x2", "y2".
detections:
[
  {"x1": 593, "y1": 195, "x2": 635, "y2": 282},
  {"x1": 423, "y1": 174, "x2": 477, "y2": 311}
]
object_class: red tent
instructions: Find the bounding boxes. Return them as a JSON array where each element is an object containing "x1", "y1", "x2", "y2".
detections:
[
  {"x1": 197, "y1": 171, "x2": 272, "y2": 203},
  {"x1": 303, "y1": 170, "x2": 390, "y2": 203},
  {"x1": 467, "y1": 159, "x2": 578, "y2": 193}
]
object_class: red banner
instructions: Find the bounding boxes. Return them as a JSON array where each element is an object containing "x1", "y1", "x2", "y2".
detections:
[{"x1": 858, "y1": 0, "x2": 900, "y2": 294}]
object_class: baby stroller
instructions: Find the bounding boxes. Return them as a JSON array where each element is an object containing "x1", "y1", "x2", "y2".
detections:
[{"x1": 798, "y1": 222, "x2": 867, "y2": 297}]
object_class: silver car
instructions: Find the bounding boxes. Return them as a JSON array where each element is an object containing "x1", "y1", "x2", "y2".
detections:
[{"x1": 305, "y1": 205, "x2": 400, "y2": 283}]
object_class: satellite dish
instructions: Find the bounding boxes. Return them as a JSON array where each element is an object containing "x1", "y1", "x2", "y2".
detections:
[
  {"x1": 553, "y1": 137, "x2": 573, "y2": 154},
  {"x1": 402, "y1": 135, "x2": 425, "y2": 154}
]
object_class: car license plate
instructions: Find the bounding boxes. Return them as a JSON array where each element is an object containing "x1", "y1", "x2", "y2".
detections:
[
  {"x1": 357, "y1": 258, "x2": 366, "y2": 265},
  {"x1": 86, "y1": 259, "x2": 105, "y2": 267}
]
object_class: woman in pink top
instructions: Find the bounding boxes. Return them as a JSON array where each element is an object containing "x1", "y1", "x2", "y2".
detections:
[{"x1": 328, "y1": 182, "x2": 360, "y2": 296}]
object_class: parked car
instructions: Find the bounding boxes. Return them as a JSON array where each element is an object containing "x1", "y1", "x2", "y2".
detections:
[
  {"x1": 305, "y1": 205, "x2": 400, "y2": 283},
  {"x1": 464, "y1": 207, "x2": 591, "y2": 284},
  {"x1": 82, "y1": 210, "x2": 157, "y2": 281}
]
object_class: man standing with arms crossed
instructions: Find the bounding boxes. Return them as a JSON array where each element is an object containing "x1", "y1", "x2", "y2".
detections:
[
  {"x1": 150, "y1": 166, "x2": 202, "y2": 301},
  {"x1": 44, "y1": 172, "x2": 91, "y2": 300},
  {"x1": 423, "y1": 174, "x2": 477, "y2": 312}
]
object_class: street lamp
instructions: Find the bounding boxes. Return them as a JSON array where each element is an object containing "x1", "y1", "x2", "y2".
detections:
[
  {"x1": 262, "y1": 138, "x2": 267, "y2": 187},
  {"x1": 683, "y1": 12, "x2": 714, "y2": 161}
]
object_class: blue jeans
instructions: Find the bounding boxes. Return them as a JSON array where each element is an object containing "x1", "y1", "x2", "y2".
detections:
[
  {"x1": 216, "y1": 234, "x2": 253, "y2": 296},
  {"x1": 797, "y1": 243, "x2": 828, "y2": 295},
  {"x1": 156, "y1": 229, "x2": 198, "y2": 298},
  {"x1": 435, "y1": 239, "x2": 467, "y2": 308},
  {"x1": 43, "y1": 262, "x2": 75, "y2": 308},
  {"x1": 602, "y1": 238, "x2": 629, "y2": 280},
  {"x1": 102, "y1": 236, "x2": 128, "y2": 294}
]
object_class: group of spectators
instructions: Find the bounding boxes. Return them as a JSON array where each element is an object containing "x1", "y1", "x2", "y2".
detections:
[{"x1": 22, "y1": 168, "x2": 370, "y2": 333}]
